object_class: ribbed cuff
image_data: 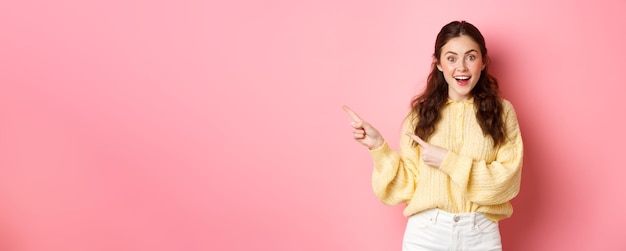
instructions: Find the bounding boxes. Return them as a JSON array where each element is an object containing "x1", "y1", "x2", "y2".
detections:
[{"x1": 439, "y1": 151, "x2": 472, "y2": 182}]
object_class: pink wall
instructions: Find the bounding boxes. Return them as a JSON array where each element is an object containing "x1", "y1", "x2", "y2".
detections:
[{"x1": 1, "y1": 0, "x2": 625, "y2": 250}]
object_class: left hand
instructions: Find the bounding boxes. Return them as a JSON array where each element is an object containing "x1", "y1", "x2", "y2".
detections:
[{"x1": 405, "y1": 132, "x2": 449, "y2": 168}]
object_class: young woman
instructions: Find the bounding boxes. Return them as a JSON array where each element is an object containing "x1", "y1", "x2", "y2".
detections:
[{"x1": 344, "y1": 21, "x2": 523, "y2": 250}]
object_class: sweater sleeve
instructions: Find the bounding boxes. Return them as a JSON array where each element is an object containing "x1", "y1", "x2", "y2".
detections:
[
  {"x1": 369, "y1": 114, "x2": 419, "y2": 206},
  {"x1": 438, "y1": 101, "x2": 524, "y2": 206}
]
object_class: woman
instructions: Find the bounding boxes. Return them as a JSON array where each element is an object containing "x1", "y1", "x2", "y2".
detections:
[{"x1": 344, "y1": 21, "x2": 523, "y2": 250}]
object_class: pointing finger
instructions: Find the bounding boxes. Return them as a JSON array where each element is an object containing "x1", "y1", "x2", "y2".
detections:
[
  {"x1": 405, "y1": 132, "x2": 428, "y2": 146},
  {"x1": 342, "y1": 105, "x2": 363, "y2": 122}
]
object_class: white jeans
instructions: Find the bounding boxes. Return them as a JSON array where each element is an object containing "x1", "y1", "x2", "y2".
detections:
[{"x1": 402, "y1": 209, "x2": 502, "y2": 251}]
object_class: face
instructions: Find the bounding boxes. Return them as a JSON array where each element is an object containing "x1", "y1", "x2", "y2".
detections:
[{"x1": 436, "y1": 35, "x2": 485, "y2": 102}]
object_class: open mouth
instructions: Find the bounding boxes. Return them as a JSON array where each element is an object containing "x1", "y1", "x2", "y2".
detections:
[{"x1": 454, "y1": 76, "x2": 471, "y2": 86}]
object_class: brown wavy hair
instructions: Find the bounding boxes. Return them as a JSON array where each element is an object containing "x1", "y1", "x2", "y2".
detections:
[{"x1": 410, "y1": 21, "x2": 505, "y2": 147}]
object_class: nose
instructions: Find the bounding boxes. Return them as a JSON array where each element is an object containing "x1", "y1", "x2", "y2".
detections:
[{"x1": 457, "y1": 59, "x2": 468, "y2": 71}]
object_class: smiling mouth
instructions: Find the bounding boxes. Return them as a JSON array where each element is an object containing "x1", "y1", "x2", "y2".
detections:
[{"x1": 454, "y1": 76, "x2": 471, "y2": 86}]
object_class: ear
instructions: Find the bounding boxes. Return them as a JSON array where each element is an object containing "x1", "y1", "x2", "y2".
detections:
[
  {"x1": 434, "y1": 56, "x2": 443, "y2": 72},
  {"x1": 482, "y1": 56, "x2": 489, "y2": 70}
]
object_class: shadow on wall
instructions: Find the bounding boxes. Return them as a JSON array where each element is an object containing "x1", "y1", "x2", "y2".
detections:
[
  {"x1": 488, "y1": 33, "x2": 550, "y2": 251},
  {"x1": 0, "y1": 208, "x2": 21, "y2": 251}
]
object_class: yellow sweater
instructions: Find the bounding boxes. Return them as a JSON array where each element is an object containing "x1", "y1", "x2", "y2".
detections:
[{"x1": 369, "y1": 98, "x2": 523, "y2": 222}]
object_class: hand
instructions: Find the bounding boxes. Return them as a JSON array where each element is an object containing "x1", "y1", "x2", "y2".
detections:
[
  {"x1": 405, "y1": 133, "x2": 448, "y2": 168},
  {"x1": 343, "y1": 106, "x2": 384, "y2": 150}
]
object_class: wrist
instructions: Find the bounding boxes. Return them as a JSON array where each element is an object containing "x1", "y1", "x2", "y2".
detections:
[{"x1": 368, "y1": 139, "x2": 385, "y2": 150}]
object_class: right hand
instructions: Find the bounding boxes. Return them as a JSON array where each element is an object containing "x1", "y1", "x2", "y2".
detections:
[{"x1": 342, "y1": 106, "x2": 384, "y2": 150}]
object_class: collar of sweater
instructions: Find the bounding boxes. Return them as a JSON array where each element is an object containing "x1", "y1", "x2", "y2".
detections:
[{"x1": 445, "y1": 97, "x2": 474, "y2": 105}]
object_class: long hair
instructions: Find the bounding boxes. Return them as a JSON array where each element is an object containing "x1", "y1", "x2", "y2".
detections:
[{"x1": 410, "y1": 21, "x2": 506, "y2": 147}]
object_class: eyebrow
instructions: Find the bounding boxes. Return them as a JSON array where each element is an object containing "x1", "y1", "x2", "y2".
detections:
[{"x1": 444, "y1": 49, "x2": 479, "y2": 55}]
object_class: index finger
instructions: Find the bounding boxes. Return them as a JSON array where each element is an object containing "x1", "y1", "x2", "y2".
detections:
[
  {"x1": 405, "y1": 132, "x2": 428, "y2": 146},
  {"x1": 342, "y1": 105, "x2": 363, "y2": 122}
]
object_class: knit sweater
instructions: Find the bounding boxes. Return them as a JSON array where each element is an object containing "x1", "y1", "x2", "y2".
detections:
[{"x1": 369, "y1": 98, "x2": 523, "y2": 222}]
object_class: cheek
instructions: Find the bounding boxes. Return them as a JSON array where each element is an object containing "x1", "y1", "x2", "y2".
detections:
[
  {"x1": 474, "y1": 64, "x2": 485, "y2": 74},
  {"x1": 439, "y1": 63, "x2": 452, "y2": 72}
]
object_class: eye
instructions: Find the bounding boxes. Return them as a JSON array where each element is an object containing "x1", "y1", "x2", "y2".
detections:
[
  {"x1": 467, "y1": 55, "x2": 476, "y2": 61},
  {"x1": 447, "y1": 56, "x2": 455, "y2": 62}
]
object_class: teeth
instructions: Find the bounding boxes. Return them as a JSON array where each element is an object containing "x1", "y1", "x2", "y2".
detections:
[{"x1": 454, "y1": 76, "x2": 470, "y2": 80}]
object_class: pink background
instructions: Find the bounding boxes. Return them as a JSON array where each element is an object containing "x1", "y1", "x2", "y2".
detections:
[{"x1": 1, "y1": 0, "x2": 625, "y2": 250}]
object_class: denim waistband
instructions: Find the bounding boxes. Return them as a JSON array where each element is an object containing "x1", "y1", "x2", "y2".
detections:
[{"x1": 413, "y1": 208, "x2": 483, "y2": 226}]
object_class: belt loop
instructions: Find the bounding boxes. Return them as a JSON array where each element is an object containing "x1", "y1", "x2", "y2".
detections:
[{"x1": 471, "y1": 213, "x2": 477, "y2": 230}]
